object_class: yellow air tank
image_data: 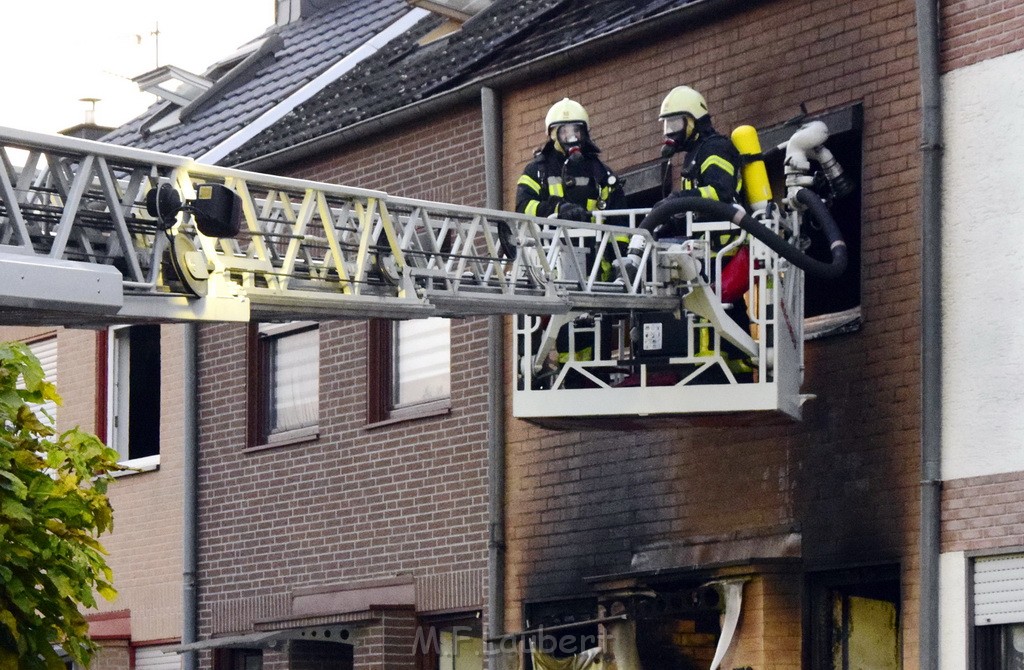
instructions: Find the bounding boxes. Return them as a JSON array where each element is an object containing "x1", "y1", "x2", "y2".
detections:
[{"x1": 731, "y1": 125, "x2": 772, "y2": 211}]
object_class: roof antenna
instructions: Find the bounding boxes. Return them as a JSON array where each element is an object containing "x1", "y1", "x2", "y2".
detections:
[{"x1": 151, "y1": 21, "x2": 161, "y2": 67}]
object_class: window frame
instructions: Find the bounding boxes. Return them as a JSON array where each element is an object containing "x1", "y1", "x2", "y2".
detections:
[
  {"x1": 367, "y1": 319, "x2": 452, "y2": 426},
  {"x1": 415, "y1": 613, "x2": 484, "y2": 670},
  {"x1": 104, "y1": 324, "x2": 162, "y2": 472},
  {"x1": 760, "y1": 103, "x2": 864, "y2": 338},
  {"x1": 970, "y1": 548, "x2": 1024, "y2": 669},
  {"x1": 804, "y1": 564, "x2": 901, "y2": 670},
  {"x1": 247, "y1": 321, "x2": 320, "y2": 450}
]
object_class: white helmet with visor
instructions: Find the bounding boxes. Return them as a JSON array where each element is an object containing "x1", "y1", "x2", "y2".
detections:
[
  {"x1": 545, "y1": 98, "x2": 590, "y2": 149},
  {"x1": 659, "y1": 86, "x2": 708, "y2": 142}
]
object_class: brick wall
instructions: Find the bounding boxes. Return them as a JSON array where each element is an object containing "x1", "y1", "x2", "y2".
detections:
[
  {"x1": 941, "y1": 472, "x2": 1024, "y2": 553},
  {"x1": 196, "y1": 103, "x2": 491, "y2": 658},
  {"x1": 503, "y1": 0, "x2": 923, "y2": 667},
  {"x1": 97, "y1": 325, "x2": 186, "y2": 642},
  {"x1": 942, "y1": 0, "x2": 1024, "y2": 72},
  {"x1": 87, "y1": 640, "x2": 130, "y2": 670},
  {"x1": 0, "y1": 325, "x2": 184, "y2": 644}
]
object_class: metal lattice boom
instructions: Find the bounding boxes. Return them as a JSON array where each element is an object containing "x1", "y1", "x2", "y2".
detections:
[{"x1": 0, "y1": 126, "x2": 682, "y2": 326}]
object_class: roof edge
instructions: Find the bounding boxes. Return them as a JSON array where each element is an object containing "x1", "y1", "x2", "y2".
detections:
[
  {"x1": 234, "y1": 0, "x2": 757, "y2": 171},
  {"x1": 205, "y1": 6, "x2": 431, "y2": 165}
]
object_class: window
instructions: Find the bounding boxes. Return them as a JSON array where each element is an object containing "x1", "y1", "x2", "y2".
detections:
[
  {"x1": 806, "y1": 565, "x2": 900, "y2": 670},
  {"x1": 973, "y1": 553, "x2": 1024, "y2": 669},
  {"x1": 25, "y1": 334, "x2": 58, "y2": 426},
  {"x1": 620, "y1": 104, "x2": 864, "y2": 339},
  {"x1": 761, "y1": 104, "x2": 863, "y2": 337},
  {"x1": 214, "y1": 649, "x2": 262, "y2": 670},
  {"x1": 248, "y1": 321, "x2": 319, "y2": 447},
  {"x1": 415, "y1": 615, "x2": 483, "y2": 670},
  {"x1": 106, "y1": 325, "x2": 161, "y2": 467},
  {"x1": 368, "y1": 318, "x2": 451, "y2": 424},
  {"x1": 523, "y1": 598, "x2": 600, "y2": 661},
  {"x1": 976, "y1": 625, "x2": 1024, "y2": 670}
]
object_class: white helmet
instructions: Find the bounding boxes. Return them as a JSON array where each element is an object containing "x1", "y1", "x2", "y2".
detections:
[
  {"x1": 545, "y1": 98, "x2": 589, "y2": 132},
  {"x1": 659, "y1": 86, "x2": 708, "y2": 121}
]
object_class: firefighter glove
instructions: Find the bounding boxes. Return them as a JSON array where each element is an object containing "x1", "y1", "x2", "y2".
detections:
[
  {"x1": 614, "y1": 253, "x2": 641, "y2": 285},
  {"x1": 557, "y1": 202, "x2": 590, "y2": 222}
]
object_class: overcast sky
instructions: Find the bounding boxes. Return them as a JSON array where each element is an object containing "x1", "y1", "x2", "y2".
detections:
[{"x1": 0, "y1": 1, "x2": 274, "y2": 134}]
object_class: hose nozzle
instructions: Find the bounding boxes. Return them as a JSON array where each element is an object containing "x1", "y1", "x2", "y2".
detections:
[{"x1": 813, "y1": 146, "x2": 854, "y2": 199}]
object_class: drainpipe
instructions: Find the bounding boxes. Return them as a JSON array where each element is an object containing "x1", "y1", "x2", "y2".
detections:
[
  {"x1": 182, "y1": 324, "x2": 199, "y2": 670},
  {"x1": 481, "y1": 85, "x2": 507, "y2": 655},
  {"x1": 915, "y1": 1, "x2": 942, "y2": 668}
]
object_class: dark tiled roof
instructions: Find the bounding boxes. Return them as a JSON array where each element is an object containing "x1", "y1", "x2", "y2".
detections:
[
  {"x1": 224, "y1": 0, "x2": 706, "y2": 167},
  {"x1": 472, "y1": 0, "x2": 690, "y2": 76},
  {"x1": 102, "y1": 0, "x2": 412, "y2": 159}
]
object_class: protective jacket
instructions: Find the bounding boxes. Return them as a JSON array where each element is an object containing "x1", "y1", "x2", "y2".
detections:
[
  {"x1": 515, "y1": 140, "x2": 625, "y2": 219},
  {"x1": 516, "y1": 140, "x2": 626, "y2": 367},
  {"x1": 673, "y1": 129, "x2": 742, "y2": 203}
]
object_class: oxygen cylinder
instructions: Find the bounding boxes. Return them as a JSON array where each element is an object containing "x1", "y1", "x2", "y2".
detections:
[{"x1": 731, "y1": 125, "x2": 772, "y2": 211}]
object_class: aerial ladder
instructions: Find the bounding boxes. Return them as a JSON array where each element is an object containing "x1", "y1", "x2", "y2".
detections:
[{"x1": 0, "y1": 121, "x2": 849, "y2": 423}]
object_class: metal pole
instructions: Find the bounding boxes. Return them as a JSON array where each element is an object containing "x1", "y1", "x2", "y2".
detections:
[
  {"x1": 915, "y1": 0, "x2": 943, "y2": 667},
  {"x1": 182, "y1": 323, "x2": 199, "y2": 670},
  {"x1": 481, "y1": 85, "x2": 507, "y2": 663}
]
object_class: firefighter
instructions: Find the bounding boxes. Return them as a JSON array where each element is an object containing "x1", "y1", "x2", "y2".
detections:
[
  {"x1": 516, "y1": 98, "x2": 626, "y2": 384},
  {"x1": 515, "y1": 97, "x2": 625, "y2": 226},
  {"x1": 620, "y1": 86, "x2": 752, "y2": 377},
  {"x1": 620, "y1": 85, "x2": 743, "y2": 267}
]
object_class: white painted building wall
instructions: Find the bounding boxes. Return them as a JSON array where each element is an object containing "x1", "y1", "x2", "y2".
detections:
[
  {"x1": 939, "y1": 551, "x2": 968, "y2": 670},
  {"x1": 941, "y1": 48, "x2": 1024, "y2": 480}
]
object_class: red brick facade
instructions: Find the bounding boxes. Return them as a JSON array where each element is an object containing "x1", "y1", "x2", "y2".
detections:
[
  {"x1": 195, "y1": 103, "x2": 493, "y2": 665},
  {"x1": 941, "y1": 0, "x2": 1024, "y2": 72},
  {"x1": 190, "y1": 0, "x2": 1001, "y2": 667},
  {"x1": 942, "y1": 472, "x2": 1024, "y2": 553},
  {"x1": 502, "y1": 0, "x2": 924, "y2": 666}
]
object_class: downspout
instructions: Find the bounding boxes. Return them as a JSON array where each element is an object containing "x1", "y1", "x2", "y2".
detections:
[
  {"x1": 182, "y1": 324, "x2": 199, "y2": 670},
  {"x1": 916, "y1": 1, "x2": 942, "y2": 669},
  {"x1": 481, "y1": 86, "x2": 507, "y2": 654}
]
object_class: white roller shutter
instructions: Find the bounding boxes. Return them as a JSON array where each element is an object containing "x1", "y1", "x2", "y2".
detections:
[
  {"x1": 134, "y1": 647, "x2": 181, "y2": 670},
  {"x1": 27, "y1": 336, "x2": 57, "y2": 425},
  {"x1": 394, "y1": 317, "x2": 450, "y2": 407},
  {"x1": 974, "y1": 553, "x2": 1024, "y2": 626}
]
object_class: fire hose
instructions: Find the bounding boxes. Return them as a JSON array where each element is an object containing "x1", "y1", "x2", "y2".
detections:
[{"x1": 638, "y1": 191, "x2": 848, "y2": 279}]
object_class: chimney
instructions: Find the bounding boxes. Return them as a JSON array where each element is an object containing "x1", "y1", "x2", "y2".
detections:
[{"x1": 80, "y1": 98, "x2": 100, "y2": 126}]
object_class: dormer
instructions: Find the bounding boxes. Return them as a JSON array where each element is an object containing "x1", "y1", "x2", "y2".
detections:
[
  {"x1": 407, "y1": 0, "x2": 493, "y2": 45},
  {"x1": 132, "y1": 65, "x2": 212, "y2": 107},
  {"x1": 133, "y1": 31, "x2": 281, "y2": 136},
  {"x1": 407, "y1": 0, "x2": 493, "y2": 22}
]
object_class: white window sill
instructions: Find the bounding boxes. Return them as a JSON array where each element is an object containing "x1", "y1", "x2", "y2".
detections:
[{"x1": 111, "y1": 454, "x2": 160, "y2": 477}]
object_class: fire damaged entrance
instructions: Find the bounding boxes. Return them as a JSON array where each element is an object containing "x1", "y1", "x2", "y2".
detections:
[
  {"x1": 806, "y1": 565, "x2": 901, "y2": 670},
  {"x1": 507, "y1": 570, "x2": 769, "y2": 669}
]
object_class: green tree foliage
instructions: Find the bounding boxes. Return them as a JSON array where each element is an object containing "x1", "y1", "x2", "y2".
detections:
[{"x1": 0, "y1": 342, "x2": 123, "y2": 669}]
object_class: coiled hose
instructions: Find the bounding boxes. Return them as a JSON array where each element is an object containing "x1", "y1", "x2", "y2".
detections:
[{"x1": 639, "y1": 189, "x2": 848, "y2": 279}]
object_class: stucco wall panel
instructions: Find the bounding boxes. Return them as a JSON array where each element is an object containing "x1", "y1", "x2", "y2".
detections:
[{"x1": 941, "y1": 49, "x2": 1024, "y2": 480}]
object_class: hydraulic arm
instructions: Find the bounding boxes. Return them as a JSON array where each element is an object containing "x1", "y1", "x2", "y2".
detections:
[{"x1": 0, "y1": 118, "x2": 851, "y2": 422}]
